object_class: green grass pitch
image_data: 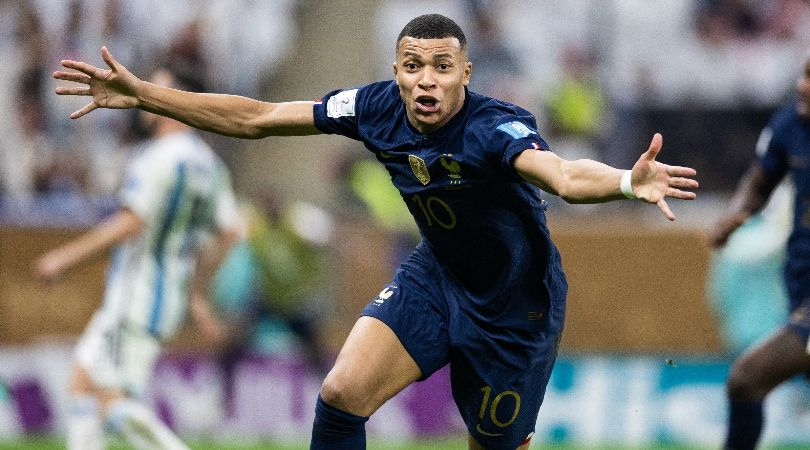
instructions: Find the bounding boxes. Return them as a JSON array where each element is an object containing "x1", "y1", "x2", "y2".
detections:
[{"x1": 2, "y1": 439, "x2": 809, "y2": 450}]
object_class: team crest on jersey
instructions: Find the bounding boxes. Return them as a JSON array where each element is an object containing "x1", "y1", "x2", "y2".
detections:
[
  {"x1": 440, "y1": 154, "x2": 462, "y2": 180},
  {"x1": 409, "y1": 155, "x2": 430, "y2": 185}
]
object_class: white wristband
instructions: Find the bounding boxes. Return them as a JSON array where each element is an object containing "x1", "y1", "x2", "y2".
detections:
[{"x1": 620, "y1": 170, "x2": 635, "y2": 199}]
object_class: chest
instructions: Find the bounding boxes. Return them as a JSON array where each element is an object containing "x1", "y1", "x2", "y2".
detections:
[{"x1": 368, "y1": 133, "x2": 499, "y2": 196}]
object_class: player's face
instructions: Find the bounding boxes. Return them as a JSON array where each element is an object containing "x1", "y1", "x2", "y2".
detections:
[
  {"x1": 797, "y1": 58, "x2": 810, "y2": 121},
  {"x1": 394, "y1": 36, "x2": 472, "y2": 134}
]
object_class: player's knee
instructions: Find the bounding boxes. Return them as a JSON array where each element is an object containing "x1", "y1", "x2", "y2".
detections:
[
  {"x1": 726, "y1": 358, "x2": 765, "y2": 401},
  {"x1": 68, "y1": 365, "x2": 95, "y2": 397},
  {"x1": 319, "y1": 371, "x2": 369, "y2": 416}
]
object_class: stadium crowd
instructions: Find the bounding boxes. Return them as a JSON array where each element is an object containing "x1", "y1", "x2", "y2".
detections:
[{"x1": 2, "y1": 1, "x2": 810, "y2": 446}]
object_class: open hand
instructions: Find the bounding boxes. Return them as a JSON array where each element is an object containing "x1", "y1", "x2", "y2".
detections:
[
  {"x1": 630, "y1": 133, "x2": 699, "y2": 221},
  {"x1": 54, "y1": 47, "x2": 141, "y2": 119}
]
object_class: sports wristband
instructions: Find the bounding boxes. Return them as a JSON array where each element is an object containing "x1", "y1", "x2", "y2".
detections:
[{"x1": 620, "y1": 170, "x2": 635, "y2": 199}]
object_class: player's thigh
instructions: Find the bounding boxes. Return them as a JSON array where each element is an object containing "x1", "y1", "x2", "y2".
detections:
[
  {"x1": 321, "y1": 316, "x2": 422, "y2": 416},
  {"x1": 728, "y1": 326, "x2": 810, "y2": 398},
  {"x1": 75, "y1": 312, "x2": 162, "y2": 397},
  {"x1": 450, "y1": 315, "x2": 562, "y2": 450},
  {"x1": 325, "y1": 251, "x2": 452, "y2": 416},
  {"x1": 68, "y1": 364, "x2": 97, "y2": 396}
]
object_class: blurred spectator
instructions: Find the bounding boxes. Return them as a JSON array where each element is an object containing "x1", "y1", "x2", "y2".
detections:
[
  {"x1": 695, "y1": 0, "x2": 761, "y2": 44},
  {"x1": 211, "y1": 192, "x2": 337, "y2": 376},
  {"x1": 167, "y1": 18, "x2": 210, "y2": 90},
  {"x1": 0, "y1": 0, "x2": 298, "y2": 206},
  {"x1": 545, "y1": 43, "x2": 607, "y2": 162},
  {"x1": 335, "y1": 152, "x2": 419, "y2": 267},
  {"x1": 465, "y1": 0, "x2": 530, "y2": 105},
  {"x1": 200, "y1": 0, "x2": 299, "y2": 97},
  {"x1": 1, "y1": 66, "x2": 89, "y2": 198}
]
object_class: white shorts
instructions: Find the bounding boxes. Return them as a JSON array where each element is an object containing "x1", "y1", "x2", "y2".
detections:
[{"x1": 75, "y1": 310, "x2": 162, "y2": 396}]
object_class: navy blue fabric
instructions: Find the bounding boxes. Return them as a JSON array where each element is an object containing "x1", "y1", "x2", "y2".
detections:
[
  {"x1": 315, "y1": 81, "x2": 567, "y2": 448},
  {"x1": 724, "y1": 398, "x2": 763, "y2": 450},
  {"x1": 757, "y1": 102, "x2": 810, "y2": 335},
  {"x1": 310, "y1": 395, "x2": 369, "y2": 450}
]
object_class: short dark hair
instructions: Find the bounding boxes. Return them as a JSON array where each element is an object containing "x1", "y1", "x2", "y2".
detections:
[{"x1": 396, "y1": 14, "x2": 467, "y2": 50}]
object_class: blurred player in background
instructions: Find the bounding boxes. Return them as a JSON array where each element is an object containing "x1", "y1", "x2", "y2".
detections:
[
  {"x1": 710, "y1": 56, "x2": 810, "y2": 450},
  {"x1": 34, "y1": 67, "x2": 241, "y2": 450},
  {"x1": 51, "y1": 14, "x2": 697, "y2": 450}
]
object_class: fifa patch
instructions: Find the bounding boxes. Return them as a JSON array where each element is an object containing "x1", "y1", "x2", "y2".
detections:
[
  {"x1": 326, "y1": 89, "x2": 358, "y2": 118},
  {"x1": 497, "y1": 121, "x2": 537, "y2": 139}
]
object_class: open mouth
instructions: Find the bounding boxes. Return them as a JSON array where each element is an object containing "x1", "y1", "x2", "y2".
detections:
[{"x1": 415, "y1": 96, "x2": 440, "y2": 113}]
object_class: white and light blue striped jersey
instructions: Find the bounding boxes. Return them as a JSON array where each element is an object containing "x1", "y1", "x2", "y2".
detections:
[{"x1": 102, "y1": 130, "x2": 238, "y2": 340}]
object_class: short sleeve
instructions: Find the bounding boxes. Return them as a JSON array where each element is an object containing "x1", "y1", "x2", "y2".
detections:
[
  {"x1": 492, "y1": 118, "x2": 550, "y2": 176},
  {"x1": 313, "y1": 87, "x2": 364, "y2": 140}
]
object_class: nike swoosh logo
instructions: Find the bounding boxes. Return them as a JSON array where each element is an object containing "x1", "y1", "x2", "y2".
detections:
[{"x1": 475, "y1": 424, "x2": 503, "y2": 437}]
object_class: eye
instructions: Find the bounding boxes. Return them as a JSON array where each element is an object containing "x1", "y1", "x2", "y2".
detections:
[
  {"x1": 438, "y1": 63, "x2": 451, "y2": 71},
  {"x1": 404, "y1": 63, "x2": 418, "y2": 71}
]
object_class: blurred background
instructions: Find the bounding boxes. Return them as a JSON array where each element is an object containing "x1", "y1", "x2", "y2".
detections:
[{"x1": 1, "y1": 0, "x2": 810, "y2": 448}]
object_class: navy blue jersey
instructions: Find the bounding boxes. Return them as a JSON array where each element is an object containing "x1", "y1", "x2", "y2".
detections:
[
  {"x1": 313, "y1": 81, "x2": 561, "y2": 310},
  {"x1": 757, "y1": 101, "x2": 810, "y2": 309}
]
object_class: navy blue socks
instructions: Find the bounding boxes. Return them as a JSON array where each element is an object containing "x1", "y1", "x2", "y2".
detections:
[
  {"x1": 310, "y1": 395, "x2": 369, "y2": 449},
  {"x1": 724, "y1": 398, "x2": 763, "y2": 450}
]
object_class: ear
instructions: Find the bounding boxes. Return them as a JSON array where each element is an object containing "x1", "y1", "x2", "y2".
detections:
[
  {"x1": 463, "y1": 61, "x2": 472, "y2": 86},
  {"x1": 392, "y1": 61, "x2": 399, "y2": 85}
]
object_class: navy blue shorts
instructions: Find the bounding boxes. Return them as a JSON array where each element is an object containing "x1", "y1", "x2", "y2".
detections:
[{"x1": 362, "y1": 245, "x2": 567, "y2": 449}]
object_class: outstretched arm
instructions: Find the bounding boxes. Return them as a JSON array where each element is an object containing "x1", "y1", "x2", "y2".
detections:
[
  {"x1": 514, "y1": 133, "x2": 698, "y2": 220},
  {"x1": 54, "y1": 47, "x2": 320, "y2": 138},
  {"x1": 708, "y1": 163, "x2": 778, "y2": 247},
  {"x1": 33, "y1": 209, "x2": 144, "y2": 282}
]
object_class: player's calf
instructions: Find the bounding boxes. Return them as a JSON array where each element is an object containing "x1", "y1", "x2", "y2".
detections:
[{"x1": 310, "y1": 394, "x2": 369, "y2": 449}]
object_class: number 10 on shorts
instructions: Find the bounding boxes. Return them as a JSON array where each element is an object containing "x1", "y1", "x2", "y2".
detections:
[{"x1": 478, "y1": 386, "x2": 521, "y2": 428}]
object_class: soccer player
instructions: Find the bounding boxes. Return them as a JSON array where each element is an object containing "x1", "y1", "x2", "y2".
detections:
[
  {"x1": 52, "y1": 14, "x2": 697, "y2": 450},
  {"x1": 35, "y1": 68, "x2": 241, "y2": 450},
  {"x1": 710, "y1": 56, "x2": 810, "y2": 450}
]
